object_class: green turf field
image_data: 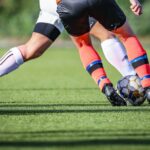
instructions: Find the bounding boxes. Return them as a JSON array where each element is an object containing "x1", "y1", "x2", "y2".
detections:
[{"x1": 0, "y1": 42, "x2": 150, "y2": 150}]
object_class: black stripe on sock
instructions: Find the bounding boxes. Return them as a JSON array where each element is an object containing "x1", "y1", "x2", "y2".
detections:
[
  {"x1": 132, "y1": 59, "x2": 149, "y2": 69},
  {"x1": 88, "y1": 63, "x2": 103, "y2": 75},
  {"x1": 0, "y1": 54, "x2": 13, "y2": 65},
  {"x1": 0, "y1": 51, "x2": 12, "y2": 62}
]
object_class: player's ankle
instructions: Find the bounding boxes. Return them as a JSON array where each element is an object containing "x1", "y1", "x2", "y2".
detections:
[{"x1": 102, "y1": 83, "x2": 113, "y2": 95}]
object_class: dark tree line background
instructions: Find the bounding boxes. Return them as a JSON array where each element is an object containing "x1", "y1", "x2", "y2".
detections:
[{"x1": 0, "y1": 0, "x2": 150, "y2": 37}]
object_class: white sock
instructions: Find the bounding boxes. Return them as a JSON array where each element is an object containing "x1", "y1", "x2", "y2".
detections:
[
  {"x1": 0, "y1": 47, "x2": 24, "y2": 76},
  {"x1": 101, "y1": 38, "x2": 136, "y2": 76}
]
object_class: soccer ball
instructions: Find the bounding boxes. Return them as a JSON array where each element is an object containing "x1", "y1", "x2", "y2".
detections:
[{"x1": 117, "y1": 75, "x2": 146, "y2": 106}]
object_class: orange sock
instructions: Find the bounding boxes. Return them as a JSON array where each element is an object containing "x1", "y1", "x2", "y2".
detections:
[
  {"x1": 123, "y1": 36, "x2": 150, "y2": 88},
  {"x1": 78, "y1": 43, "x2": 111, "y2": 90}
]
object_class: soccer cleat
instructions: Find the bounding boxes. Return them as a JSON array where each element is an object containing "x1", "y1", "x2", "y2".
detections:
[
  {"x1": 145, "y1": 87, "x2": 150, "y2": 104},
  {"x1": 102, "y1": 84, "x2": 127, "y2": 106}
]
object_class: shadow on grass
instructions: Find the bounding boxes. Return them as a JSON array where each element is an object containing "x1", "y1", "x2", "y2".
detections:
[
  {"x1": 0, "y1": 139, "x2": 150, "y2": 148},
  {"x1": 1, "y1": 129, "x2": 150, "y2": 137},
  {"x1": 0, "y1": 103, "x2": 109, "y2": 107},
  {"x1": 0, "y1": 130, "x2": 150, "y2": 148},
  {"x1": 0, "y1": 105, "x2": 149, "y2": 115},
  {"x1": 0, "y1": 87, "x2": 98, "y2": 91}
]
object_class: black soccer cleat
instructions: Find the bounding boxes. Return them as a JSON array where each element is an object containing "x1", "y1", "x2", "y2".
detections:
[
  {"x1": 145, "y1": 87, "x2": 150, "y2": 104},
  {"x1": 102, "y1": 84, "x2": 127, "y2": 106}
]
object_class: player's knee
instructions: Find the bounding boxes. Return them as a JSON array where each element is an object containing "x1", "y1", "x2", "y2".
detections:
[
  {"x1": 118, "y1": 33, "x2": 135, "y2": 42},
  {"x1": 115, "y1": 22, "x2": 135, "y2": 42}
]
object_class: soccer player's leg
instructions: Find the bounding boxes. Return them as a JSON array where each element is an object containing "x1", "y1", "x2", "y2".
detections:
[
  {"x1": 89, "y1": 0, "x2": 150, "y2": 103},
  {"x1": 0, "y1": 30, "x2": 52, "y2": 77},
  {"x1": 57, "y1": 1, "x2": 126, "y2": 106},
  {"x1": 71, "y1": 34, "x2": 126, "y2": 106},
  {"x1": 20, "y1": 0, "x2": 64, "y2": 60},
  {"x1": 113, "y1": 21, "x2": 150, "y2": 102},
  {"x1": 90, "y1": 21, "x2": 136, "y2": 77},
  {"x1": 0, "y1": 8, "x2": 63, "y2": 77}
]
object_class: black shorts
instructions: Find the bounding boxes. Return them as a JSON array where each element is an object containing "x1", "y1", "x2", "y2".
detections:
[{"x1": 57, "y1": 0, "x2": 126, "y2": 36}]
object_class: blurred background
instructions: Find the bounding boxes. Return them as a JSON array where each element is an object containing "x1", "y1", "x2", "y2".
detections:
[{"x1": 0, "y1": 0, "x2": 150, "y2": 38}]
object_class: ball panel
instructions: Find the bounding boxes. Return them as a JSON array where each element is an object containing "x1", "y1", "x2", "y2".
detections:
[
  {"x1": 119, "y1": 78, "x2": 129, "y2": 88},
  {"x1": 117, "y1": 75, "x2": 146, "y2": 106},
  {"x1": 129, "y1": 81, "x2": 139, "y2": 90}
]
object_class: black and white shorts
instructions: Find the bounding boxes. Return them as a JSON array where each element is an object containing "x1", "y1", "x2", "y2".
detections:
[
  {"x1": 57, "y1": 0, "x2": 126, "y2": 36},
  {"x1": 33, "y1": 0, "x2": 64, "y2": 41}
]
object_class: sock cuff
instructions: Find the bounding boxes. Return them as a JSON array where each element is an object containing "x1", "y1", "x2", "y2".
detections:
[
  {"x1": 10, "y1": 47, "x2": 24, "y2": 65},
  {"x1": 101, "y1": 38, "x2": 119, "y2": 47}
]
